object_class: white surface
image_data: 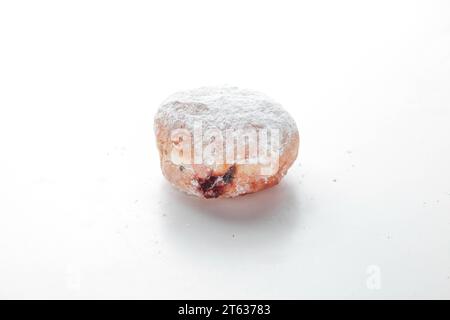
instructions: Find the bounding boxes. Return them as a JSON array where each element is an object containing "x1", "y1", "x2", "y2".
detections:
[{"x1": 0, "y1": 1, "x2": 449, "y2": 299}]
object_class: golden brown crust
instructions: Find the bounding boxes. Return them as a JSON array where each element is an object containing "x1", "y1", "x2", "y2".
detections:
[{"x1": 155, "y1": 121, "x2": 299, "y2": 198}]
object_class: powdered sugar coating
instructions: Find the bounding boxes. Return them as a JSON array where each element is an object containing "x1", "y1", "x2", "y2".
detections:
[{"x1": 154, "y1": 86, "x2": 298, "y2": 152}]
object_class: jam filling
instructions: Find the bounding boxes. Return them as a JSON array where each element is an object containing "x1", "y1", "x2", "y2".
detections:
[{"x1": 197, "y1": 165, "x2": 236, "y2": 198}]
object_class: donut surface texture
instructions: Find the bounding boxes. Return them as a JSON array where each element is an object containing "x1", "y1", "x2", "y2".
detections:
[{"x1": 154, "y1": 86, "x2": 299, "y2": 199}]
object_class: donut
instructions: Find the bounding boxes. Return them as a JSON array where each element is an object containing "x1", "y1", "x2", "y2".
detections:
[{"x1": 154, "y1": 86, "x2": 299, "y2": 199}]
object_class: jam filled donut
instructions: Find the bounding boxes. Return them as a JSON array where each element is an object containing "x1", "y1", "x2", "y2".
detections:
[{"x1": 154, "y1": 86, "x2": 299, "y2": 199}]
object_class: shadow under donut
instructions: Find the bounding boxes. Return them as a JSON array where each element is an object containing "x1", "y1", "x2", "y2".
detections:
[{"x1": 159, "y1": 177, "x2": 303, "y2": 257}]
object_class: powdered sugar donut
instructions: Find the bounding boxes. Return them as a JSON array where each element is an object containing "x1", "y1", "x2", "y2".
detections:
[{"x1": 154, "y1": 86, "x2": 299, "y2": 199}]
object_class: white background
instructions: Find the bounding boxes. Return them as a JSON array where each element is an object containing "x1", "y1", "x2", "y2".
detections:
[{"x1": 1, "y1": 0, "x2": 449, "y2": 299}]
